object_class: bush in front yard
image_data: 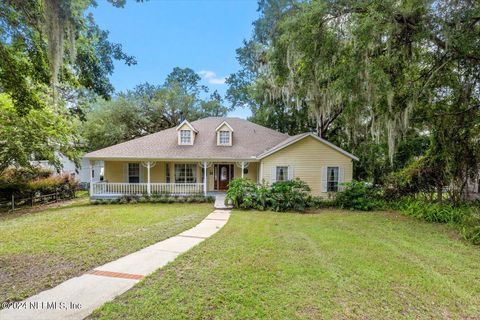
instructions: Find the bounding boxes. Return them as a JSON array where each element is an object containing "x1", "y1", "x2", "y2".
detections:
[
  {"x1": 225, "y1": 178, "x2": 259, "y2": 209},
  {"x1": 269, "y1": 179, "x2": 312, "y2": 212},
  {"x1": 334, "y1": 181, "x2": 378, "y2": 211},
  {"x1": 225, "y1": 178, "x2": 312, "y2": 212}
]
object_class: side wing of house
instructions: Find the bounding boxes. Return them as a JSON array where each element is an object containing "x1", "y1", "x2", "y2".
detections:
[{"x1": 260, "y1": 135, "x2": 354, "y2": 197}]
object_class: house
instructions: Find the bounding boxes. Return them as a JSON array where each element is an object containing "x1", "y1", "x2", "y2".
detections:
[
  {"x1": 32, "y1": 153, "x2": 104, "y2": 186},
  {"x1": 85, "y1": 117, "x2": 358, "y2": 198}
]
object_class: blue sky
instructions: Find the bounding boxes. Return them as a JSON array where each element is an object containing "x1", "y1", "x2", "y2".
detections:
[{"x1": 92, "y1": 0, "x2": 258, "y2": 118}]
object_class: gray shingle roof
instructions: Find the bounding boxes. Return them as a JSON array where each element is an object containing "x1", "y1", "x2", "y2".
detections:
[{"x1": 85, "y1": 117, "x2": 290, "y2": 160}]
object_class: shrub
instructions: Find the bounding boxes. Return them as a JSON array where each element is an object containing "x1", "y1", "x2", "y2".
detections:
[
  {"x1": 225, "y1": 178, "x2": 258, "y2": 209},
  {"x1": 310, "y1": 197, "x2": 337, "y2": 208},
  {"x1": 269, "y1": 179, "x2": 311, "y2": 212},
  {"x1": 335, "y1": 181, "x2": 378, "y2": 211},
  {"x1": 226, "y1": 178, "x2": 313, "y2": 212},
  {"x1": 391, "y1": 199, "x2": 465, "y2": 224},
  {"x1": 460, "y1": 207, "x2": 480, "y2": 245}
]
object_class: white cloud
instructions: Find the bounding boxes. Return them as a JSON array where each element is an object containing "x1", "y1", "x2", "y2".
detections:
[{"x1": 198, "y1": 70, "x2": 226, "y2": 85}]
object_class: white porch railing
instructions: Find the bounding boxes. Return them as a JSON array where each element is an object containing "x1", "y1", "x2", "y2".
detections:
[{"x1": 92, "y1": 182, "x2": 204, "y2": 196}]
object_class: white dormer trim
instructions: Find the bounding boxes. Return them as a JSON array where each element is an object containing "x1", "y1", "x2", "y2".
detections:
[
  {"x1": 178, "y1": 129, "x2": 193, "y2": 145},
  {"x1": 217, "y1": 130, "x2": 232, "y2": 146},
  {"x1": 215, "y1": 121, "x2": 234, "y2": 132},
  {"x1": 176, "y1": 119, "x2": 198, "y2": 133}
]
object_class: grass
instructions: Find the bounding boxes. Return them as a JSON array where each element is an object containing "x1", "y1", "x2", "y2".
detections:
[
  {"x1": 0, "y1": 202, "x2": 213, "y2": 303},
  {"x1": 91, "y1": 209, "x2": 480, "y2": 320}
]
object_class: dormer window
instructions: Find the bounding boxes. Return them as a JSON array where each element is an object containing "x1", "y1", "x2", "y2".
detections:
[
  {"x1": 219, "y1": 131, "x2": 230, "y2": 145},
  {"x1": 176, "y1": 119, "x2": 198, "y2": 146},
  {"x1": 215, "y1": 121, "x2": 234, "y2": 146},
  {"x1": 180, "y1": 130, "x2": 191, "y2": 145}
]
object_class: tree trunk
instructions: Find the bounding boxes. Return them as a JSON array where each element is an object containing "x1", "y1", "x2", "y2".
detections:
[{"x1": 436, "y1": 184, "x2": 443, "y2": 204}]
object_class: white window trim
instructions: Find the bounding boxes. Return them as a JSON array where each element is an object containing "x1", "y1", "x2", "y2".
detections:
[
  {"x1": 178, "y1": 129, "x2": 193, "y2": 145},
  {"x1": 217, "y1": 130, "x2": 232, "y2": 146},
  {"x1": 271, "y1": 165, "x2": 293, "y2": 183},
  {"x1": 174, "y1": 163, "x2": 197, "y2": 183},
  {"x1": 321, "y1": 166, "x2": 344, "y2": 192}
]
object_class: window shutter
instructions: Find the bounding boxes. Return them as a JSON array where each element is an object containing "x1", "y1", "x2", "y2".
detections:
[
  {"x1": 338, "y1": 166, "x2": 344, "y2": 191},
  {"x1": 271, "y1": 167, "x2": 277, "y2": 184},
  {"x1": 321, "y1": 166, "x2": 328, "y2": 192},
  {"x1": 288, "y1": 166, "x2": 294, "y2": 180}
]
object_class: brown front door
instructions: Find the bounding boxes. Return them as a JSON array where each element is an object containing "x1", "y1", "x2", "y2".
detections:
[{"x1": 217, "y1": 164, "x2": 232, "y2": 190}]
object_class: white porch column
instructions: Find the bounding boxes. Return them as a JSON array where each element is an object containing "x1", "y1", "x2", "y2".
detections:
[
  {"x1": 241, "y1": 162, "x2": 245, "y2": 179},
  {"x1": 89, "y1": 161, "x2": 93, "y2": 196},
  {"x1": 147, "y1": 162, "x2": 151, "y2": 196},
  {"x1": 203, "y1": 161, "x2": 207, "y2": 196}
]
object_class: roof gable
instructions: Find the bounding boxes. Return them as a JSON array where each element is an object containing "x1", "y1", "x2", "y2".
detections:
[
  {"x1": 176, "y1": 119, "x2": 198, "y2": 133},
  {"x1": 215, "y1": 121, "x2": 234, "y2": 132},
  {"x1": 258, "y1": 133, "x2": 359, "y2": 161}
]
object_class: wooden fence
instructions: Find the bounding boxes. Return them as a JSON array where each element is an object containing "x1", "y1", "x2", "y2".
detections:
[{"x1": 0, "y1": 191, "x2": 76, "y2": 213}]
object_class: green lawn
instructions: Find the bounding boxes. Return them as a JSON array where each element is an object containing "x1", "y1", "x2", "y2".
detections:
[
  {"x1": 91, "y1": 210, "x2": 480, "y2": 320},
  {"x1": 0, "y1": 202, "x2": 213, "y2": 303}
]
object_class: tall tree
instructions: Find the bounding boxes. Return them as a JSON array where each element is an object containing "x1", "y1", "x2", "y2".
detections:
[
  {"x1": 0, "y1": 0, "x2": 136, "y2": 171},
  {"x1": 228, "y1": 0, "x2": 480, "y2": 200}
]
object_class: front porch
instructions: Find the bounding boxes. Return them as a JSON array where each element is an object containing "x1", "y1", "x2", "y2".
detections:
[{"x1": 89, "y1": 160, "x2": 258, "y2": 198}]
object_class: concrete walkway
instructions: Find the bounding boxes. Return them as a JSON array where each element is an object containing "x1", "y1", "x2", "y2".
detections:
[
  {"x1": 1, "y1": 204, "x2": 231, "y2": 320},
  {"x1": 213, "y1": 192, "x2": 233, "y2": 210}
]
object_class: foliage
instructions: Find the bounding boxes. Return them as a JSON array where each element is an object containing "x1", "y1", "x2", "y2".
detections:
[
  {"x1": 383, "y1": 157, "x2": 446, "y2": 201},
  {"x1": 81, "y1": 68, "x2": 232, "y2": 151},
  {"x1": 227, "y1": 0, "x2": 480, "y2": 201},
  {"x1": 91, "y1": 194, "x2": 215, "y2": 205},
  {"x1": 0, "y1": 93, "x2": 80, "y2": 173},
  {"x1": 225, "y1": 178, "x2": 312, "y2": 212},
  {"x1": 269, "y1": 179, "x2": 311, "y2": 212},
  {"x1": 387, "y1": 199, "x2": 480, "y2": 245},
  {"x1": 0, "y1": 0, "x2": 137, "y2": 171},
  {"x1": 335, "y1": 181, "x2": 378, "y2": 211},
  {"x1": 390, "y1": 199, "x2": 466, "y2": 224},
  {"x1": 0, "y1": 0, "x2": 136, "y2": 113},
  {"x1": 224, "y1": 178, "x2": 259, "y2": 209},
  {"x1": 459, "y1": 207, "x2": 480, "y2": 245},
  {"x1": 0, "y1": 166, "x2": 78, "y2": 200}
]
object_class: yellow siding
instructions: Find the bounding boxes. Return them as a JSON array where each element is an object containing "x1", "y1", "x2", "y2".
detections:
[
  {"x1": 104, "y1": 161, "x2": 125, "y2": 182},
  {"x1": 260, "y1": 136, "x2": 353, "y2": 197}
]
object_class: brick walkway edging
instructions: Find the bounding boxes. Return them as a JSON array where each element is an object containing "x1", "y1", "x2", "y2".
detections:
[{"x1": 0, "y1": 207, "x2": 231, "y2": 320}]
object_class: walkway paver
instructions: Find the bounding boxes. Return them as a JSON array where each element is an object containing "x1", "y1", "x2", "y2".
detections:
[{"x1": 0, "y1": 205, "x2": 231, "y2": 320}]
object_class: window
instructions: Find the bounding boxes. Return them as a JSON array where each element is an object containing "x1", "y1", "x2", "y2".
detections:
[
  {"x1": 276, "y1": 166, "x2": 289, "y2": 182},
  {"x1": 180, "y1": 130, "x2": 191, "y2": 144},
  {"x1": 243, "y1": 167, "x2": 249, "y2": 175},
  {"x1": 219, "y1": 131, "x2": 230, "y2": 145},
  {"x1": 327, "y1": 167, "x2": 339, "y2": 192},
  {"x1": 128, "y1": 163, "x2": 140, "y2": 183},
  {"x1": 165, "y1": 163, "x2": 170, "y2": 183},
  {"x1": 175, "y1": 164, "x2": 197, "y2": 183}
]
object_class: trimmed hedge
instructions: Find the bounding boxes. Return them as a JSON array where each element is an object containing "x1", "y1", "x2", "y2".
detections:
[{"x1": 91, "y1": 194, "x2": 215, "y2": 205}]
